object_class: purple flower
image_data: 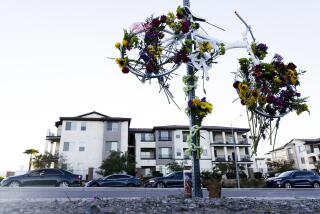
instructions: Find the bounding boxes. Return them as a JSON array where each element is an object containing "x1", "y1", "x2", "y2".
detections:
[
  {"x1": 273, "y1": 54, "x2": 283, "y2": 62},
  {"x1": 256, "y1": 43, "x2": 268, "y2": 52},
  {"x1": 139, "y1": 50, "x2": 150, "y2": 63},
  {"x1": 201, "y1": 97, "x2": 206, "y2": 102}
]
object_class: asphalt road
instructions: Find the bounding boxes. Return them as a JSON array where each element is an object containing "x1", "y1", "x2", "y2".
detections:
[
  {"x1": 0, "y1": 187, "x2": 208, "y2": 200},
  {"x1": 1, "y1": 187, "x2": 319, "y2": 200},
  {"x1": 222, "y1": 188, "x2": 320, "y2": 199}
]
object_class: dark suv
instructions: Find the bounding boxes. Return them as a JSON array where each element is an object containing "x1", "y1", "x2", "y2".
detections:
[
  {"x1": 0, "y1": 168, "x2": 82, "y2": 187},
  {"x1": 145, "y1": 171, "x2": 190, "y2": 188},
  {"x1": 266, "y1": 170, "x2": 320, "y2": 188}
]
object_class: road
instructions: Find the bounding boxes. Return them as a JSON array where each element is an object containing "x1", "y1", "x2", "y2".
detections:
[
  {"x1": 0, "y1": 187, "x2": 208, "y2": 200},
  {"x1": 0, "y1": 187, "x2": 320, "y2": 200},
  {"x1": 222, "y1": 188, "x2": 320, "y2": 199}
]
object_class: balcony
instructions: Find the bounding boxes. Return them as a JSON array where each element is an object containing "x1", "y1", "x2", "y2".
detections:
[
  {"x1": 214, "y1": 155, "x2": 226, "y2": 162},
  {"x1": 158, "y1": 137, "x2": 172, "y2": 141},
  {"x1": 140, "y1": 148, "x2": 156, "y2": 160},
  {"x1": 159, "y1": 154, "x2": 173, "y2": 159},
  {"x1": 46, "y1": 132, "x2": 61, "y2": 142},
  {"x1": 238, "y1": 140, "x2": 249, "y2": 145},
  {"x1": 240, "y1": 155, "x2": 252, "y2": 162}
]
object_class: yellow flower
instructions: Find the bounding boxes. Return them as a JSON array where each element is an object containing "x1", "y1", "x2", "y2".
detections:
[
  {"x1": 258, "y1": 95, "x2": 266, "y2": 104},
  {"x1": 115, "y1": 42, "x2": 121, "y2": 49},
  {"x1": 115, "y1": 57, "x2": 128, "y2": 69},
  {"x1": 239, "y1": 82, "x2": 249, "y2": 92},
  {"x1": 199, "y1": 41, "x2": 213, "y2": 54},
  {"x1": 122, "y1": 40, "x2": 129, "y2": 46},
  {"x1": 250, "y1": 89, "x2": 259, "y2": 98},
  {"x1": 192, "y1": 98, "x2": 201, "y2": 106}
]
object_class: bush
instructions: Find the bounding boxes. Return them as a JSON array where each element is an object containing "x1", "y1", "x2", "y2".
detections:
[
  {"x1": 152, "y1": 171, "x2": 163, "y2": 177},
  {"x1": 0, "y1": 176, "x2": 3, "y2": 182},
  {"x1": 254, "y1": 172, "x2": 263, "y2": 179}
]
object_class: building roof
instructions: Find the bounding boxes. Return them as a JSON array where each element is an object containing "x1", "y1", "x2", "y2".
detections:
[
  {"x1": 269, "y1": 138, "x2": 320, "y2": 152},
  {"x1": 129, "y1": 125, "x2": 249, "y2": 133},
  {"x1": 55, "y1": 111, "x2": 131, "y2": 127}
]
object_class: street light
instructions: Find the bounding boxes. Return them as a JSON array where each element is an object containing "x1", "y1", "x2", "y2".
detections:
[{"x1": 231, "y1": 114, "x2": 242, "y2": 189}]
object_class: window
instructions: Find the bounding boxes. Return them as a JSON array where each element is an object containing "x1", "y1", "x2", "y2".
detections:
[
  {"x1": 182, "y1": 131, "x2": 189, "y2": 142},
  {"x1": 176, "y1": 148, "x2": 182, "y2": 157},
  {"x1": 245, "y1": 147, "x2": 249, "y2": 155},
  {"x1": 202, "y1": 149, "x2": 208, "y2": 156},
  {"x1": 107, "y1": 122, "x2": 118, "y2": 131},
  {"x1": 301, "y1": 157, "x2": 305, "y2": 164},
  {"x1": 159, "y1": 131, "x2": 171, "y2": 141},
  {"x1": 106, "y1": 141, "x2": 118, "y2": 152},
  {"x1": 299, "y1": 146, "x2": 304, "y2": 152},
  {"x1": 63, "y1": 142, "x2": 70, "y2": 151},
  {"x1": 140, "y1": 148, "x2": 155, "y2": 159},
  {"x1": 288, "y1": 148, "x2": 293, "y2": 154},
  {"x1": 79, "y1": 142, "x2": 85, "y2": 152},
  {"x1": 141, "y1": 133, "x2": 155, "y2": 142},
  {"x1": 65, "y1": 122, "x2": 76, "y2": 131},
  {"x1": 159, "y1": 147, "x2": 172, "y2": 159},
  {"x1": 183, "y1": 148, "x2": 190, "y2": 159},
  {"x1": 45, "y1": 169, "x2": 63, "y2": 175},
  {"x1": 80, "y1": 122, "x2": 86, "y2": 131},
  {"x1": 212, "y1": 133, "x2": 216, "y2": 141}
]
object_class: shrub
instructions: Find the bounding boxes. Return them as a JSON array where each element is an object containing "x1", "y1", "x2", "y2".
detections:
[
  {"x1": 152, "y1": 171, "x2": 163, "y2": 177},
  {"x1": 0, "y1": 176, "x2": 3, "y2": 182},
  {"x1": 254, "y1": 172, "x2": 263, "y2": 179}
]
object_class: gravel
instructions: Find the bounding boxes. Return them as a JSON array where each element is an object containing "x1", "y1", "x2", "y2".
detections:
[{"x1": 1, "y1": 196, "x2": 320, "y2": 214}]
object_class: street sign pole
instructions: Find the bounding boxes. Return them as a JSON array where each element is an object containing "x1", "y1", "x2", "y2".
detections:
[{"x1": 183, "y1": 0, "x2": 203, "y2": 198}]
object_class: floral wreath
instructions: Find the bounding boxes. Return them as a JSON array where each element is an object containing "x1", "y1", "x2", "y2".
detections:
[{"x1": 233, "y1": 42, "x2": 309, "y2": 153}]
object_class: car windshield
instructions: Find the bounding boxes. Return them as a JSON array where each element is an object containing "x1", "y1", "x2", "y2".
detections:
[{"x1": 278, "y1": 171, "x2": 294, "y2": 178}]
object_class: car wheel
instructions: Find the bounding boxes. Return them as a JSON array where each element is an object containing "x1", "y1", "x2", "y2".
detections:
[
  {"x1": 156, "y1": 182, "x2": 166, "y2": 188},
  {"x1": 284, "y1": 182, "x2": 292, "y2": 188},
  {"x1": 8, "y1": 181, "x2": 20, "y2": 187},
  {"x1": 127, "y1": 183, "x2": 135, "y2": 187},
  {"x1": 58, "y1": 181, "x2": 69, "y2": 187},
  {"x1": 313, "y1": 182, "x2": 320, "y2": 188}
]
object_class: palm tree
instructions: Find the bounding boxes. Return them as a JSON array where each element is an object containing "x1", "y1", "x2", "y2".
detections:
[{"x1": 24, "y1": 149, "x2": 39, "y2": 171}]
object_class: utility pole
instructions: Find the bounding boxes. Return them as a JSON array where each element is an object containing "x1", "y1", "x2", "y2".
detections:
[{"x1": 183, "y1": 0, "x2": 203, "y2": 198}]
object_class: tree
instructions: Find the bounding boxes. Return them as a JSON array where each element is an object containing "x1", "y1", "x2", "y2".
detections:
[
  {"x1": 266, "y1": 160, "x2": 295, "y2": 176},
  {"x1": 166, "y1": 161, "x2": 184, "y2": 172},
  {"x1": 24, "y1": 149, "x2": 39, "y2": 171},
  {"x1": 97, "y1": 151, "x2": 135, "y2": 176},
  {"x1": 32, "y1": 152, "x2": 60, "y2": 169}
]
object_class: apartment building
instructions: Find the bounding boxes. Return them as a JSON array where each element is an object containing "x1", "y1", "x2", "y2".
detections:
[
  {"x1": 45, "y1": 111, "x2": 130, "y2": 177},
  {"x1": 269, "y1": 138, "x2": 320, "y2": 171},
  {"x1": 131, "y1": 125, "x2": 253, "y2": 177},
  {"x1": 46, "y1": 111, "x2": 254, "y2": 178}
]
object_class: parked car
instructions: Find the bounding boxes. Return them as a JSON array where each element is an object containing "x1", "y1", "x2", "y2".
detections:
[
  {"x1": 266, "y1": 170, "x2": 320, "y2": 188},
  {"x1": 0, "y1": 168, "x2": 82, "y2": 187},
  {"x1": 85, "y1": 174, "x2": 141, "y2": 187},
  {"x1": 144, "y1": 171, "x2": 191, "y2": 188}
]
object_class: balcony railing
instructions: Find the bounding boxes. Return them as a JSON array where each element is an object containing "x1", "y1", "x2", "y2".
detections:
[
  {"x1": 159, "y1": 154, "x2": 172, "y2": 159},
  {"x1": 158, "y1": 137, "x2": 172, "y2": 141},
  {"x1": 240, "y1": 155, "x2": 251, "y2": 162},
  {"x1": 214, "y1": 155, "x2": 226, "y2": 162},
  {"x1": 238, "y1": 140, "x2": 249, "y2": 145},
  {"x1": 306, "y1": 150, "x2": 314, "y2": 154},
  {"x1": 140, "y1": 155, "x2": 155, "y2": 160}
]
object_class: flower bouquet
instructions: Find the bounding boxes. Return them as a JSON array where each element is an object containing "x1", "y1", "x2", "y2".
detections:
[{"x1": 233, "y1": 42, "x2": 309, "y2": 153}]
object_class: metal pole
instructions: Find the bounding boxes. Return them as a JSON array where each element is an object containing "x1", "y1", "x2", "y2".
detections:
[
  {"x1": 183, "y1": 0, "x2": 202, "y2": 198},
  {"x1": 231, "y1": 115, "x2": 242, "y2": 189}
]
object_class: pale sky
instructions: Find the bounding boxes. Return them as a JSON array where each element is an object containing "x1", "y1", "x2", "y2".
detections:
[{"x1": 0, "y1": 0, "x2": 319, "y2": 173}]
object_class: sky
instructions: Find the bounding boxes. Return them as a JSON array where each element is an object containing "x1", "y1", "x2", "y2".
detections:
[{"x1": 0, "y1": 0, "x2": 319, "y2": 174}]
